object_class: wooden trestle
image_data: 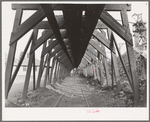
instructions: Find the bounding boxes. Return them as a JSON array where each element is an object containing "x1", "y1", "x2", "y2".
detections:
[{"x1": 5, "y1": 4, "x2": 139, "y2": 106}]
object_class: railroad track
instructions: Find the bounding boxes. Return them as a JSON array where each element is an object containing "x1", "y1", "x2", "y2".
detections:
[
  {"x1": 81, "y1": 88, "x2": 90, "y2": 107},
  {"x1": 54, "y1": 87, "x2": 90, "y2": 107}
]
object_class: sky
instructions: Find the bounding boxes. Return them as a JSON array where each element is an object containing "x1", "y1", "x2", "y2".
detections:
[{"x1": 2, "y1": 2, "x2": 148, "y2": 60}]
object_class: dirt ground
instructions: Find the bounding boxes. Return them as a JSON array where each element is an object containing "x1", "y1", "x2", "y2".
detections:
[{"x1": 6, "y1": 74, "x2": 126, "y2": 107}]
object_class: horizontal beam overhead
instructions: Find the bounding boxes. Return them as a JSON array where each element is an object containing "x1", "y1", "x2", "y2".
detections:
[
  {"x1": 34, "y1": 18, "x2": 107, "y2": 29},
  {"x1": 12, "y1": 4, "x2": 131, "y2": 11}
]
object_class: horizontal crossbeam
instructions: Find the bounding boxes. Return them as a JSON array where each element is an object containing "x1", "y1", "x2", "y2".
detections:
[{"x1": 12, "y1": 4, "x2": 131, "y2": 11}]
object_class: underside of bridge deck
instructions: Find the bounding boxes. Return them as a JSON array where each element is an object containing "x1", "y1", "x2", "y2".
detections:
[{"x1": 5, "y1": 3, "x2": 141, "y2": 106}]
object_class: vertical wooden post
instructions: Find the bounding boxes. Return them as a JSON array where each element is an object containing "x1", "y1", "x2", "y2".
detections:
[
  {"x1": 60, "y1": 65, "x2": 63, "y2": 79},
  {"x1": 111, "y1": 53, "x2": 114, "y2": 89},
  {"x1": 58, "y1": 64, "x2": 61, "y2": 81},
  {"x1": 36, "y1": 41, "x2": 47, "y2": 88},
  {"x1": 43, "y1": 53, "x2": 51, "y2": 87},
  {"x1": 107, "y1": 28, "x2": 121, "y2": 91},
  {"x1": 93, "y1": 63, "x2": 97, "y2": 80},
  {"x1": 8, "y1": 32, "x2": 33, "y2": 94},
  {"x1": 22, "y1": 29, "x2": 38, "y2": 99},
  {"x1": 32, "y1": 46, "x2": 36, "y2": 90},
  {"x1": 98, "y1": 60, "x2": 104, "y2": 84},
  {"x1": 32, "y1": 29, "x2": 38, "y2": 90},
  {"x1": 56, "y1": 62, "x2": 60, "y2": 82},
  {"x1": 84, "y1": 68, "x2": 88, "y2": 77},
  {"x1": 100, "y1": 32, "x2": 111, "y2": 86},
  {"x1": 5, "y1": 9, "x2": 23, "y2": 99},
  {"x1": 121, "y1": 9, "x2": 139, "y2": 106},
  {"x1": 49, "y1": 58, "x2": 55, "y2": 84},
  {"x1": 57, "y1": 63, "x2": 61, "y2": 81},
  {"x1": 61, "y1": 66, "x2": 64, "y2": 79},
  {"x1": 95, "y1": 62, "x2": 100, "y2": 81},
  {"x1": 103, "y1": 57, "x2": 111, "y2": 86},
  {"x1": 55, "y1": 60, "x2": 59, "y2": 83},
  {"x1": 52, "y1": 59, "x2": 58, "y2": 84}
]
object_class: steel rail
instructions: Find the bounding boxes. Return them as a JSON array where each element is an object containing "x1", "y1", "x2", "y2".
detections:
[
  {"x1": 54, "y1": 94, "x2": 64, "y2": 107},
  {"x1": 81, "y1": 88, "x2": 90, "y2": 107}
]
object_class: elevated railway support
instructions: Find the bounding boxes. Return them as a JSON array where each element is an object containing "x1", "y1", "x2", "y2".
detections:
[{"x1": 5, "y1": 3, "x2": 141, "y2": 106}]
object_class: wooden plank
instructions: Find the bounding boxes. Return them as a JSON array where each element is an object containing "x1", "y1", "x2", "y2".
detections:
[
  {"x1": 34, "y1": 19, "x2": 107, "y2": 30},
  {"x1": 8, "y1": 32, "x2": 33, "y2": 94},
  {"x1": 53, "y1": 60, "x2": 59, "y2": 84},
  {"x1": 121, "y1": 9, "x2": 139, "y2": 106},
  {"x1": 57, "y1": 63, "x2": 61, "y2": 80},
  {"x1": 41, "y1": 38, "x2": 69, "y2": 57},
  {"x1": 32, "y1": 29, "x2": 38, "y2": 90},
  {"x1": 83, "y1": 57, "x2": 92, "y2": 64},
  {"x1": 60, "y1": 67, "x2": 64, "y2": 79},
  {"x1": 82, "y1": 58, "x2": 89, "y2": 65},
  {"x1": 60, "y1": 65, "x2": 64, "y2": 80},
  {"x1": 54, "y1": 50, "x2": 64, "y2": 59},
  {"x1": 87, "y1": 45, "x2": 98, "y2": 57},
  {"x1": 111, "y1": 54, "x2": 114, "y2": 89},
  {"x1": 85, "y1": 51, "x2": 98, "y2": 63},
  {"x1": 34, "y1": 19, "x2": 106, "y2": 29},
  {"x1": 41, "y1": 4, "x2": 73, "y2": 67},
  {"x1": 107, "y1": 28, "x2": 121, "y2": 92},
  {"x1": 89, "y1": 39, "x2": 106, "y2": 58},
  {"x1": 10, "y1": 8, "x2": 46, "y2": 45},
  {"x1": 95, "y1": 63, "x2": 100, "y2": 81},
  {"x1": 100, "y1": 10, "x2": 133, "y2": 46},
  {"x1": 98, "y1": 56, "x2": 104, "y2": 84},
  {"x1": 49, "y1": 58, "x2": 56, "y2": 84},
  {"x1": 56, "y1": 63, "x2": 60, "y2": 81},
  {"x1": 84, "y1": 53, "x2": 92, "y2": 61},
  {"x1": 42, "y1": 41, "x2": 58, "y2": 57},
  {"x1": 51, "y1": 59, "x2": 57, "y2": 84},
  {"x1": 34, "y1": 15, "x2": 65, "y2": 29},
  {"x1": 43, "y1": 53, "x2": 51, "y2": 87},
  {"x1": 113, "y1": 33, "x2": 133, "y2": 90},
  {"x1": 31, "y1": 16, "x2": 66, "y2": 52},
  {"x1": 92, "y1": 63, "x2": 97, "y2": 80},
  {"x1": 61, "y1": 58, "x2": 70, "y2": 65},
  {"x1": 36, "y1": 42, "x2": 47, "y2": 88},
  {"x1": 5, "y1": 9, "x2": 23, "y2": 99},
  {"x1": 22, "y1": 29, "x2": 38, "y2": 99},
  {"x1": 100, "y1": 42, "x2": 111, "y2": 86},
  {"x1": 31, "y1": 29, "x2": 52, "y2": 52},
  {"x1": 104, "y1": 4, "x2": 131, "y2": 11},
  {"x1": 32, "y1": 52, "x2": 36, "y2": 90},
  {"x1": 102, "y1": 57, "x2": 111, "y2": 86},
  {"x1": 12, "y1": 4, "x2": 131, "y2": 11},
  {"x1": 22, "y1": 49, "x2": 34, "y2": 99},
  {"x1": 93, "y1": 29, "x2": 115, "y2": 53}
]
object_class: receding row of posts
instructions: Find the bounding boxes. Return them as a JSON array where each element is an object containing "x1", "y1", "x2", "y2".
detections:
[{"x1": 5, "y1": 4, "x2": 140, "y2": 106}]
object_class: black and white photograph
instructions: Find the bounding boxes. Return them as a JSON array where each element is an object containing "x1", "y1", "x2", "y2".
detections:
[{"x1": 2, "y1": 1, "x2": 149, "y2": 121}]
